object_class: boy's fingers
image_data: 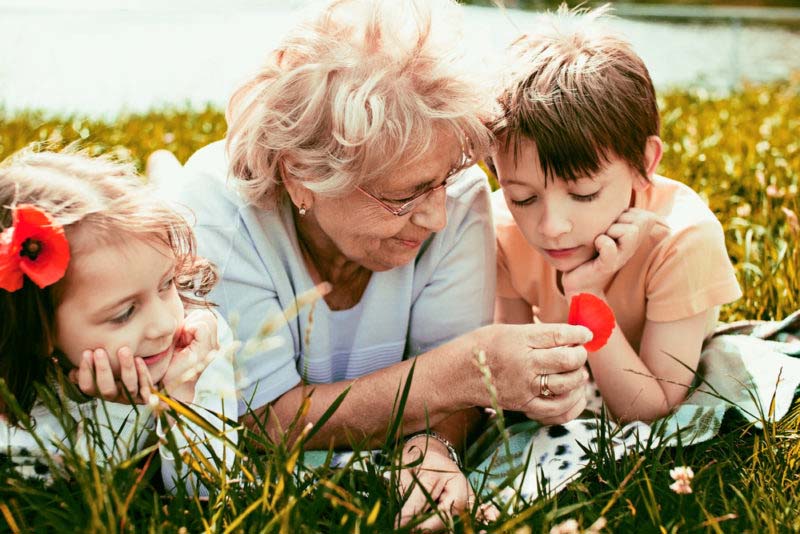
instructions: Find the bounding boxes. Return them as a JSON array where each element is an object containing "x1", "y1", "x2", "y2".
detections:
[
  {"x1": 604, "y1": 222, "x2": 634, "y2": 240},
  {"x1": 594, "y1": 234, "x2": 618, "y2": 269}
]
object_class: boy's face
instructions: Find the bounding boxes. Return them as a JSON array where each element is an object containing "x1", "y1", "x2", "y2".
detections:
[
  {"x1": 494, "y1": 139, "x2": 650, "y2": 273},
  {"x1": 55, "y1": 236, "x2": 185, "y2": 386}
]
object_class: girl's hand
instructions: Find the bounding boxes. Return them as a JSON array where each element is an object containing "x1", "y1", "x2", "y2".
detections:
[
  {"x1": 70, "y1": 347, "x2": 154, "y2": 404},
  {"x1": 562, "y1": 208, "x2": 668, "y2": 297},
  {"x1": 397, "y1": 438, "x2": 497, "y2": 531},
  {"x1": 160, "y1": 310, "x2": 219, "y2": 403}
]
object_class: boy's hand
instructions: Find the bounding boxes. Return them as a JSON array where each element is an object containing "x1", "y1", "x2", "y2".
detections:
[
  {"x1": 562, "y1": 208, "x2": 667, "y2": 297},
  {"x1": 161, "y1": 310, "x2": 219, "y2": 403},
  {"x1": 71, "y1": 347, "x2": 154, "y2": 405}
]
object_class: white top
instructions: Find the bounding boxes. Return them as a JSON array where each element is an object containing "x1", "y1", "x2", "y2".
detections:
[
  {"x1": 164, "y1": 141, "x2": 496, "y2": 414},
  {"x1": 0, "y1": 312, "x2": 238, "y2": 495}
]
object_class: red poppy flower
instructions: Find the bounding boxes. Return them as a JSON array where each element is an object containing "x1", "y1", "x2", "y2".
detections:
[
  {"x1": 0, "y1": 204, "x2": 70, "y2": 292},
  {"x1": 568, "y1": 293, "x2": 616, "y2": 352}
]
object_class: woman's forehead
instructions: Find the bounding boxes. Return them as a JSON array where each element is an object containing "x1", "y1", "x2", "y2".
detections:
[{"x1": 374, "y1": 133, "x2": 464, "y2": 191}]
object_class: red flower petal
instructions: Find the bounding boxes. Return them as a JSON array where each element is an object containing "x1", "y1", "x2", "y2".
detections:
[
  {"x1": 568, "y1": 293, "x2": 616, "y2": 352},
  {"x1": 0, "y1": 227, "x2": 24, "y2": 292},
  {"x1": 11, "y1": 205, "x2": 70, "y2": 289}
]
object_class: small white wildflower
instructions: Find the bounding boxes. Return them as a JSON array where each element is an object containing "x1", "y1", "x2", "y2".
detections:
[
  {"x1": 736, "y1": 203, "x2": 751, "y2": 217},
  {"x1": 549, "y1": 518, "x2": 579, "y2": 534},
  {"x1": 669, "y1": 466, "x2": 695, "y2": 482},
  {"x1": 669, "y1": 479, "x2": 693, "y2": 494},
  {"x1": 586, "y1": 516, "x2": 607, "y2": 533}
]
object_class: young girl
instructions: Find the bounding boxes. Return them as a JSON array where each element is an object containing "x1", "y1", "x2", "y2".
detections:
[{"x1": 0, "y1": 149, "x2": 237, "y2": 494}]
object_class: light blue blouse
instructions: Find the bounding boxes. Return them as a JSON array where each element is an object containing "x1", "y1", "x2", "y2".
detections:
[{"x1": 165, "y1": 141, "x2": 496, "y2": 415}]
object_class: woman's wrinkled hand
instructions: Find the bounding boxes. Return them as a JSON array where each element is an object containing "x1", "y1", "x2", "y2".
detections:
[
  {"x1": 397, "y1": 437, "x2": 497, "y2": 531},
  {"x1": 478, "y1": 322, "x2": 592, "y2": 425}
]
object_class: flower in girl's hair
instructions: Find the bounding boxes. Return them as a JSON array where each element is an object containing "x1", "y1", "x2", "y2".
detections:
[
  {"x1": 669, "y1": 465, "x2": 694, "y2": 494},
  {"x1": 0, "y1": 204, "x2": 70, "y2": 292},
  {"x1": 567, "y1": 293, "x2": 616, "y2": 352}
]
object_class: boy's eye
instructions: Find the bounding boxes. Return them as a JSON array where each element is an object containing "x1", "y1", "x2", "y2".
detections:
[
  {"x1": 110, "y1": 305, "x2": 135, "y2": 324},
  {"x1": 571, "y1": 191, "x2": 600, "y2": 202},
  {"x1": 510, "y1": 195, "x2": 538, "y2": 207}
]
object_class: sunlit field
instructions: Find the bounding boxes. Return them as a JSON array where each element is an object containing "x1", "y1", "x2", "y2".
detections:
[{"x1": 1, "y1": 77, "x2": 798, "y2": 533}]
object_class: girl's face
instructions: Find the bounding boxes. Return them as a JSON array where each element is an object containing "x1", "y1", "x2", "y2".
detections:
[
  {"x1": 55, "y1": 236, "x2": 185, "y2": 385},
  {"x1": 296, "y1": 133, "x2": 464, "y2": 272}
]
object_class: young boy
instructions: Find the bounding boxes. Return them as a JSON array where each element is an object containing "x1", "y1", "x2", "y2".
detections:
[{"x1": 489, "y1": 7, "x2": 742, "y2": 423}]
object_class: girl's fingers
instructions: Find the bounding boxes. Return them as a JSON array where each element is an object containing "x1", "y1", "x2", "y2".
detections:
[
  {"x1": 117, "y1": 347, "x2": 138, "y2": 398},
  {"x1": 92, "y1": 349, "x2": 119, "y2": 399},
  {"x1": 76, "y1": 350, "x2": 97, "y2": 394},
  {"x1": 134, "y1": 357, "x2": 153, "y2": 402}
]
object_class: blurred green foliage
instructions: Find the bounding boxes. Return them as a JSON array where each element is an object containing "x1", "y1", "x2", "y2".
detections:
[{"x1": 1, "y1": 77, "x2": 799, "y2": 324}]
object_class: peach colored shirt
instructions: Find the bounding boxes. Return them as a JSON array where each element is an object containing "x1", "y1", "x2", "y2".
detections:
[{"x1": 494, "y1": 175, "x2": 742, "y2": 351}]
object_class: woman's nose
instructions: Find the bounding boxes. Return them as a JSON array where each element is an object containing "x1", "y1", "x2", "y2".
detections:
[{"x1": 410, "y1": 187, "x2": 447, "y2": 232}]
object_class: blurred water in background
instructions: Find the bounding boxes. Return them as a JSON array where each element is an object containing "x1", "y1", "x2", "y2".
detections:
[{"x1": 1, "y1": 0, "x2": 799, "y2": 117}]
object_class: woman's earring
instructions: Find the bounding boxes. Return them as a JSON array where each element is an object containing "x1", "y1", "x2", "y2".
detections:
[{"x1": 299, "y1": 203, "x2": 308, "y2": 217}]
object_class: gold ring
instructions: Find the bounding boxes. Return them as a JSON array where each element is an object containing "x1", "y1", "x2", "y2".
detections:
[{"x1": 540, "y1": 373, "x2": 553, "y2": 397}]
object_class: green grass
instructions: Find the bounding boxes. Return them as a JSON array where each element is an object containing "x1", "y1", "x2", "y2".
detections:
[{"x1": 1, "y1": 77, "x2": 799, "y2": 533}]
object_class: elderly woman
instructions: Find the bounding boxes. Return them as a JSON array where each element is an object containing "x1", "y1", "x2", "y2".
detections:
[{"x1": 145, "y1": 0, "x2": 590, "y2": 526}]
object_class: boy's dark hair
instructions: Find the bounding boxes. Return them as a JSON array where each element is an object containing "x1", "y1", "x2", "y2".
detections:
[{"x1": 489, "y1": 5, "x2": 660, "y2": 182}]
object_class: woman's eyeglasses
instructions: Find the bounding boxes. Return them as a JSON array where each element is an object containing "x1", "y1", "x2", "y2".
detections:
[{"x1": 356, "y1": 153, "x2": 471, "y2": 217}]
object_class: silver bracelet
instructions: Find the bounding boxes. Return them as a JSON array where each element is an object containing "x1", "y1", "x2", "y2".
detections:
[{"x1": 404, "y1": 430, "x2": 462, "y2": 469}]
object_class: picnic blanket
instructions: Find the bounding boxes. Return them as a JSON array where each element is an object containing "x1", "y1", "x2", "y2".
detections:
[{"x1": 469, "y1": 310, "x2": 800, "y2": 504}]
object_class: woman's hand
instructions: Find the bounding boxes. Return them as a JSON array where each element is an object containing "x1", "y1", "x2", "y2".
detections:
[
  {"x1": 478, "y1": 323, "x2": 591, "y2": 425},
  {"x1": 561, "y1": 207, "x2": 668, "y2": 297},
  {"x1": 161, "y1": 310, "x2": 219, "y2": 403},
  {"x1": 70, "y1": 347, "x2": 154, "y2": 404},
  {"x1": 397, "y1": 437, "x2": 494, "y2": 531}
]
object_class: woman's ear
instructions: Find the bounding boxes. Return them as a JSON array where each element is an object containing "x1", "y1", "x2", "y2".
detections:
[
  {"x1": 280, "y1": 160, "x2": 314, "y2": 212},
  {"x1": 634, "y1": 136, "x2": 663, "y2": 192}
]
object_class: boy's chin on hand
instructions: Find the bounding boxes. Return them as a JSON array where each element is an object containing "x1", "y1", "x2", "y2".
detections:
[{"x1": 557, "y1": 263, "x2": 610, "y2": 300}]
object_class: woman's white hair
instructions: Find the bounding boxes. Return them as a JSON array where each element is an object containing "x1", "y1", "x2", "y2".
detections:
[{"x1": 226, "y1": 0, "x2": 494, "y2": 208}]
